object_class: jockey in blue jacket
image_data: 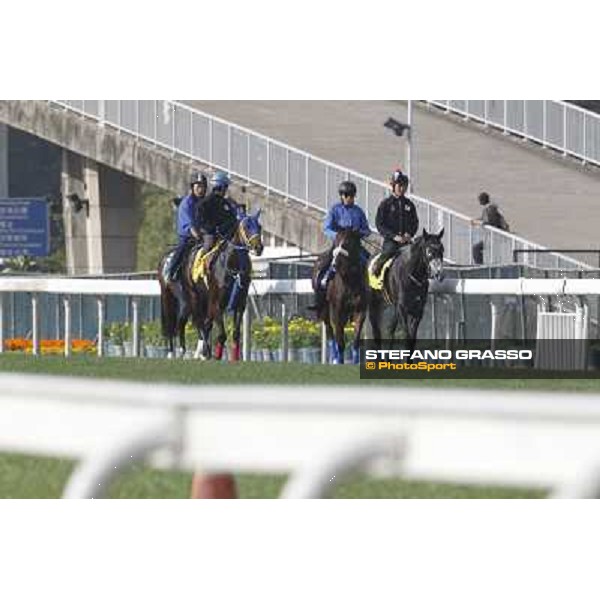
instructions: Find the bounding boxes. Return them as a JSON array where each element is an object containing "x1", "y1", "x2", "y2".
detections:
[
  {"x1": 309, "y1": 180, "x2": 371, "y2": 310},
  {"x1": 166, "y1": 172, "x2": 207, "y2": 282}
]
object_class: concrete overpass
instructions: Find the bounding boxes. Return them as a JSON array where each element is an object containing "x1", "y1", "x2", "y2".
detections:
[{"x1": 0, "y1": 101, "x2": 327, "y2": 274}]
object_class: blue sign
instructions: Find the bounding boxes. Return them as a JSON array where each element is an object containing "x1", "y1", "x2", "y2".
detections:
[{"x1": 0, "y1": 198, "x2": 50, "y2": 257}]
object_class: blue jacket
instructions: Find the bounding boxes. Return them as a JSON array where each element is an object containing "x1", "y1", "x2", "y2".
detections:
[
  {"x1": 176, "y1": 194, "x2": 200, "y2": 238},
  {"x1": 323, "y1": 202, "x2": 371, "y2": 241}
]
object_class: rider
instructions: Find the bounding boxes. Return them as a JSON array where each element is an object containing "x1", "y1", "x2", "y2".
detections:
[
  {"x1": 371, "y1": 169, "x2": 419, "y2": 276},
  {"x1": 166, "y1": 171, "x2": 207, "y2": 282},
  {"x1": 197, "y1": 171, "x2": 239, "y2": 255},
  {"x1": 308, "y1": 180, "x2": 371, "y2": 311}
]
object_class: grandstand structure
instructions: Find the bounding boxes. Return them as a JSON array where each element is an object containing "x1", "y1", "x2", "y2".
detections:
[{"x1": 1, "y1": 100, "x2": 597, "y2": 275}]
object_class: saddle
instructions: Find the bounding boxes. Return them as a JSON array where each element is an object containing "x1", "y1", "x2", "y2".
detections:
[
  {"x1": 367, "y1": 253, "x2": 394, "y2": 291},
  {"x1": 191, "y1": 240, "x2": 226, "y2": 286}
]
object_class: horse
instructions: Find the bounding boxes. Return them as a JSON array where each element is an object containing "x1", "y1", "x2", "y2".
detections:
[
  {"x1": 313, "y1": 229, "x2": 369, "y2": 364},
  {"x1": 157, "y1": 239, "x2": 199, "y2": 358},
  {"x1": 186, "y1": 208, "x2": 264, "y2": 361},
  {"x1": 368, "y1": 228, "x2": 444, "y2": 354}
]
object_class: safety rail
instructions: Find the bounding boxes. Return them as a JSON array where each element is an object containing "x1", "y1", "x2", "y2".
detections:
[
  {"x1": 49, "y1": 100, "x2": 589, "y2": 271},
  {"x1": 2, "y1": 375, "x2": 600, "y2": 498},
  {"x1": 428, "y1": 100, "x2": 600, "y2": 168},
  {"x1": 2, "y1": 276, "x2": 600, "y2": 359}
]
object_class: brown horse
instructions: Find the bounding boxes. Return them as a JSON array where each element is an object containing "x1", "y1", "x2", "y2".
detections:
[
  {"x1": 157, "y1": 240, "x2": 199, "y2": 358},
  {"x1": 186, "y1": 209, "x2": 264, "y2": 361},
  {"x1": 313, "y1": 229, "x2": 369, "y2": 364}
]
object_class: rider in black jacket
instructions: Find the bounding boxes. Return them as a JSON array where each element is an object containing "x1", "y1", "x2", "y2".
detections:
[{"x1": 371, "y1": 169, "x2": 419, "y2": 276}]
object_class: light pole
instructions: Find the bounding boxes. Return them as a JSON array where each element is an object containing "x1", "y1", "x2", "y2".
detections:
[{"x1": 383, "y1": 99, "x2": 414, "y2": 193}]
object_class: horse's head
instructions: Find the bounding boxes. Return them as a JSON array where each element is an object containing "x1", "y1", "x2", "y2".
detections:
[
  {"x1": 332, "y1": 228, "x2": 362, "y2": 266},
  {"x1": 420, "y1": 228, "x2": 445, "y2": 280},
  {"x1": 237, "y1": 208, "x2": 264, "y2": 256}
]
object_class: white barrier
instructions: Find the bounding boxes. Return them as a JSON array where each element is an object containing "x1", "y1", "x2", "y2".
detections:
[
  {"x1": 1, "y1": 374, "x2": 600, "y2": 498},
  {"x1": 1, "y1": 276, "x2": 600, "y2": 357}
]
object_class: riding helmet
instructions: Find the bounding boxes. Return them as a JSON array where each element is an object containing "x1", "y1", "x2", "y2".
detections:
[
  {"x1": 190, "y1": 171, "x2": 207, "y2": 187},
  {"x1": 211, "y1": 171, "x2": 231, "y2": 190},
  {"x1": 338, "y1": 180, "x2": 357, "y2": 197},
  {"x1": 390, "y1": 169, "x2": 409, "y2": 186}
]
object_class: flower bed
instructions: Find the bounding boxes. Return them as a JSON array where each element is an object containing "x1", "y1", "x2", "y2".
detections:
[{"x1": 4, "y1": 338, "x2": 96, "y2": 355}]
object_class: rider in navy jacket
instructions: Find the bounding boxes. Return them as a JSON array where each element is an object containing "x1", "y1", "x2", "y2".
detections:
[
  {"x1": 167, "y1": 172, "x2": 207, "y2": 281},
  {"x1": 371, "y1": 169, "x2": 419, "y2": 275}
]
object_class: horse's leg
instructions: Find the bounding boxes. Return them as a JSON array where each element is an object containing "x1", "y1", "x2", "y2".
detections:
[
  {"x1": 405, "y1": 313, "x2": 422, "y2": 355},
  {"x1": 368, "y1": 292, "x2": 383, "y2": 350},
  {"x1": 176, "y1": 298, "x2": 190, "y2": 359},
  {"x1": 160, "y1": 285, "x2": 177, "y2": 359},
  {"x1": 213, "y1": 313, "x2": 227, "y2": 361},
  {"x1": 229, "y1": 298, "x2": 246, "y2": 362},
  {"x1": 333, "y1": 314, "x2": 347, "y2": 365},
  {"x1": 323, "y1": 308, "x2": 336, "y2": 364},
  {"x1": 351, "y1": 309, "x2": 367, "y2": 365}
]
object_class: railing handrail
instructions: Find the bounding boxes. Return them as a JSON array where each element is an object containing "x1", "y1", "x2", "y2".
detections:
[{"x1": 50, "y1": 100, "x2": 590, "y2": 270}]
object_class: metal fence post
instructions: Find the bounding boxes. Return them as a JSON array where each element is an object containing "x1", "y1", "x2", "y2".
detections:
[
  {"x1": 563, "y1": 104, "x2": 567, "y2": 155},
  {"x1": 132, "y1": 297, "x2": 140, "y2": 358},
  {"x1": 266, "y1": 141, "x2": 270, "y2": 193},
  {"x1": 242, "y1": 306, "x2": 251, "y2": 361},
  {"x1": 542, "y1": 100, "x2": 547, "y2": 147},
  {"x1": 321, "y1": 322, "x2": 328, "y2": 364},
  {"x1": 227, "y1": 124, "x2": 232, "y2": 174},
  {"x1": 281, "y1": 303, "x2": 288, "y2": 363},
  {"x1": 503, "y1": 100, "x2": 508, "y2": 134},
  {"x1": 246, "y1": 134, "x2": 251, "y2": 183},
  {"x1": 171, "y1": 104, "x2": 176, "y2": 155},
  {"x1": 97, "y1": 297, "x2": 105, "y2": 358},
  {"x1": 285, "y1": 148, "x2": 290, "y2": 198},
  {"x1": 31, "y1": 294, "x2": 40, "y2": 357},
  {"x1": 305, "y1": 155, "x2": 309, "y2": 207},
  {"x1": 63, "y1": 296, "x2": 71, "y2": 358},
  {"x1": 153, "y1": 100, "x2": 158, "y2": 146}
]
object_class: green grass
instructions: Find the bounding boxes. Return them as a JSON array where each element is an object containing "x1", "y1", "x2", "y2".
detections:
[
  {"x1": 0, "y1": 452, "x2": 545, "y2": 499},
  {"x1": 0, "y1": 354, "x2": 586, "y2": 498},
  {"x1": 1, "y1": 353, "x2": 599, "y2": 391}
]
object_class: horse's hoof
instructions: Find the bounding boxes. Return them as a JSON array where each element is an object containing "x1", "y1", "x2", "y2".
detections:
[{"x1": 167, "y1": 351, "x2": 174, "y2": 360}]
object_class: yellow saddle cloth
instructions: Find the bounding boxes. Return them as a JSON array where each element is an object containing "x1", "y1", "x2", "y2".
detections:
[
  {"x1": 191, "y1": 241, "x2": 224, "y2": 284},
  {"x1": 367, "y1": 254, "x2": 394, "y2": 291}
]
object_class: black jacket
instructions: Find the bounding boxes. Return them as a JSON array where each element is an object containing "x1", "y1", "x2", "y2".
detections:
[
  {"x1": 198, "y1": 192, "x2": 238, "y2": 236},
  {"x1": 375, "y1": 194, "x2": 419, "y2": 241}
]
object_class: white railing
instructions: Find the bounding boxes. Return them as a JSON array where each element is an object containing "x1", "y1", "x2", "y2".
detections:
[
  {"x1": 2, "y1": 374, "x2": 600, "y2": 498},
  {"x1": 428, "y1": 100, "x2": 600, "y2": 167},
  {"x1": 49, "y1": 100, "x2": 589, "y2": 270},
  {"x1": 2, "y1": 276, "x2": 600, "y2": 358}
]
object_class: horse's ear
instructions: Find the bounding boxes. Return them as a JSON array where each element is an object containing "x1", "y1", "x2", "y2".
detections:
[
  {"x1": 253, "y1": 207, "x2": 262, "y2": 221},
  {"x1": 422, "y1": 227, "x2": 429, "y2": 239},
  {"x1": 437, "y1": 227, "x2": 444, "y2": 239}
]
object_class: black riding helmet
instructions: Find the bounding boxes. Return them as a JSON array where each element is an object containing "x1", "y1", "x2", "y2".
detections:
[
  {"x1": 390, "y1": 169, "x2": 409, "y2": 187},
  {"x1": 190, "y1": 172, "x2": 208, "y2": 188},
  {"x1": 338, "y1": 180, "x2": 357, "y2": 197}
]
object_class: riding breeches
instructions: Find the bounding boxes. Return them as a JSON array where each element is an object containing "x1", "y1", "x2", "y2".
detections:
[{"x1": 169, "y1": 235, "x2": 193, "y2": 277}]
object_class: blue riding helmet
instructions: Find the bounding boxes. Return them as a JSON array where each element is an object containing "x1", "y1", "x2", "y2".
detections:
[{"x1": 211, "y1": 171, "x2": 231, "y2": 190}]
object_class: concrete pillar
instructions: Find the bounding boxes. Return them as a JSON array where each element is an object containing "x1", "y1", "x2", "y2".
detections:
[
  {"x1": 61, "y1": 150, "x2": 88, "y2": 275},
  {"x1": 62, "y1": 150, "x2": 139, "y2": 274},
  {"x1": 98, "y1": 165, "x2": 138, "y2": 273},
  {"x1": 0, "y1": 124, "x2": 8, "y2": 198}
]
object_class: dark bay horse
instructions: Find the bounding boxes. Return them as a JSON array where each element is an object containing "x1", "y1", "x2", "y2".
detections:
[
  {"x1": 186, "y1": 209, "x2": 264, "y2": 361},
  {"x1": 369, "y1": 228, "x2": 444, "y2": 353},
  {"x1": 313, "y1": 229, "x2": 369, "y2": 364},
  {"x1": 158, "y1": 240, "x2": 199, "y2": 358}
]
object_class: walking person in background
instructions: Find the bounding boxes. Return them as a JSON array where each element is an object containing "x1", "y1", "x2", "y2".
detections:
[{"x1": 471, "y1": 191, "x2": 510, "y2": 265}]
